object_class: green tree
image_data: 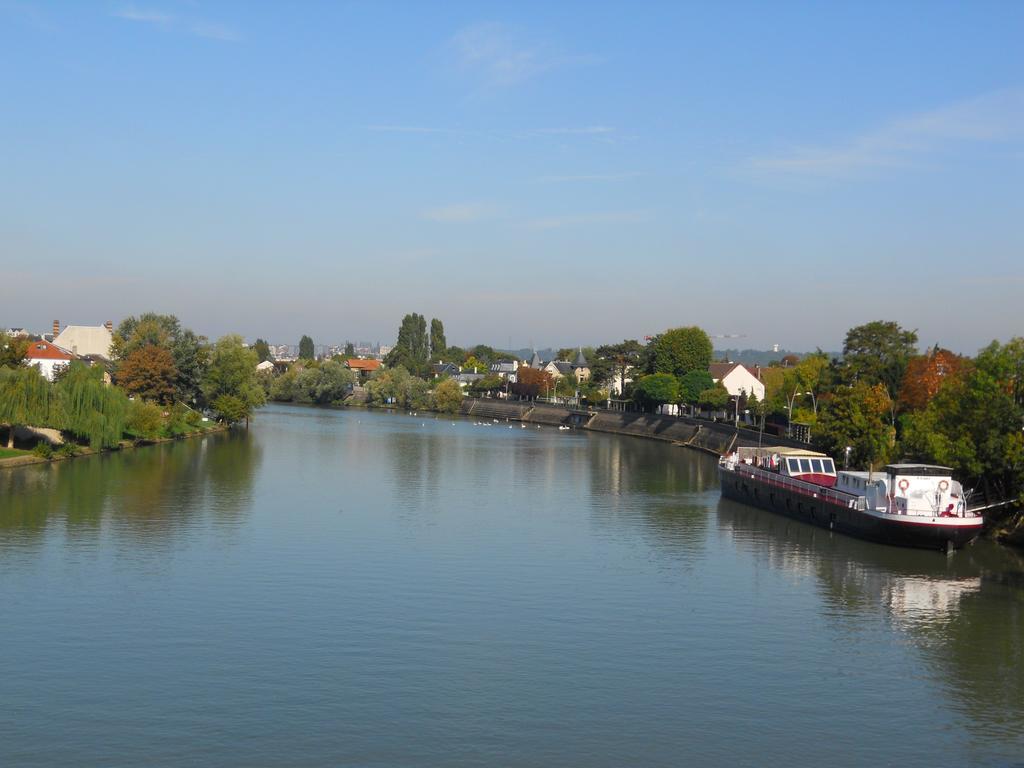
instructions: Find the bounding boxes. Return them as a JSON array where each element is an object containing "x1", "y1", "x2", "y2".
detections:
[
  {"x1": 269, "y1": 365, "x2": 302, "y2": 402},
  {"x1": 468, "y1": 373, "x2": 503, "y2": 395},
  {"x1": 55, "y1": 362, "x2": 129, "y2": 449},
  {"x1": 901, "y1": 338, "x2": 1024, "y2": 501},
  {"x1": 430, "y1": 318, "x2": 446, "y2": 359},
  {"x1": 647, "y1": 327, "x2": 713, "y2": 378},
  {"x1": 253, "y1": 338, "x2": 272, "y2": 363},
  {"x1": 305, "y1": 360, "x2": 355, "y2": 404},
  {"x1": 434, "y1": 378, "x2": 463, "y2": 413},
  {"x1": 462, "y1": 355, "x2": 489, "y2": 374},
  {"x1": 466, "y1": 344, "x2": 499, "y2": 364},
  {"x1": 633, "y1": 373, "x2": 680, "y2": 411},
  {"x1": 344, "y1": 342, "x2": 355, "y2": 357},
  {"x1": 0, "y1": 366, "x2": 55, "y2": 448},
  {"x1": 746, "y1": 392, "x2": 767, "y2": 432},
  {"x1": 299, "y1": 335, "x2": 315, "y2": 360},
  {"x1": 840, "y1": 320, "x2": 918, "y2": 392},
  {"x1": 384, "y1": 313, "x2": 430, "y2": 376},
  {"x1": 365, "y1": 366, "x2": 413, "y2": 407},
  {"x1": 0, "y1": 331, "x2": 29, "y2": 368},
  {"x1": 113, "y1": 313, "x2": 208, "y2": 404},
  {"x1": 592, "y1": 340, "x2": 643, "y2": 393},
  {"x1": 814, "y1": 382, "x2": 894, "y2": 471},
  {"x1": 678, "y1": 369, "x2": 715, "y2": 405},
  {"x1": 202, "y1": 335, "x2": 266, "y2": 423},
  {"x1": 698, "y1": 382, "x2": 730, "y2": 410},
  {"x1": 125, "y1": 399, "x2": 164, "y2": 438}
]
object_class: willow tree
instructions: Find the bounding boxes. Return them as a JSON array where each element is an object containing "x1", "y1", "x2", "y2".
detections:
[
  {"x1": 0, "y1": 366, "x2": 55, "y2": 448},
  {"x1": 55, "y1": 362, "x2": 129, "y2": 449},
  {"x1": 202, "y1": 335, "x2": 266, "y2": 424}
]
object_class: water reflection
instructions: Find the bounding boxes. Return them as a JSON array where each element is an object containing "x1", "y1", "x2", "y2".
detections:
[
  {"x1": 0, "y1": 430, "x2": 262, "y2": 549},
  {"x1": 716, "y1": 496, "x2": 1024, "y2": 758},
  {"x1": 584, "y1": 434, "x2": 719, "y2": 565}
]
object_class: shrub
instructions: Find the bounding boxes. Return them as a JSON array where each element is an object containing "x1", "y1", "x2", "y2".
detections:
[
  {"x1": 32, "y1": 442, "x2": 54, "y2": 460},
  {"x1": 126, "y1": 399, "x2": 164, "y2": 438},
  {"x1": 212, "y1": 394, "x2": 248, "y2": 423},
  {"x1": 56, "y1": 442, "x2": 79, "y2": 458},
  {"x1": 433, "y1": 378, "x2": 463, "y2": 413}
]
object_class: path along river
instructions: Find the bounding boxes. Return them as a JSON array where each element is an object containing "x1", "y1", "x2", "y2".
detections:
[{"x1": 1, "y1": 403, "x2": 1022, "y2": 767}]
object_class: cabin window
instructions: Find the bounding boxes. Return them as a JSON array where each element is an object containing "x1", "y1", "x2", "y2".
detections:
[
  {"x1": 821, "y1": 459, "x2": 835, "y2": 473},
  {"x1": 799, "y1": 459, "x2": 812, "y2": 473},
  {"x1": 811, "y1": 459, "x2": 823, "y2": 473},
  {"x1": 787, "y1": 458, "x2": 800, "y2": 473}
]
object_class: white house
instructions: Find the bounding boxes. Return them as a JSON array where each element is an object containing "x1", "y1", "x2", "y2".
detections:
[
  {"x1": 708, "y1": 362, "x2": 765, "y2": 401},
  {"x1": 53, "y1": 321, "x2": 114, "y2": 360},
  {"x1": 24, "y1": 340, "x2": 75, "y2": 381},
  {"x1": 256, "y1": 360, "x2": 275, "y2": 373}
]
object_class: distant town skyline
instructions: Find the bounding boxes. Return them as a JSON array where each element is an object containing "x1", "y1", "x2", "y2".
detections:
[{"x1": 2, "y1": 2, "x2": 1021, "y2": 354}]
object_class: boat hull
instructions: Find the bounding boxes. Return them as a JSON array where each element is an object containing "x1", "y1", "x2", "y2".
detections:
[{"x1": 719, "y1": 466, "x2": 982, "y2": 551}]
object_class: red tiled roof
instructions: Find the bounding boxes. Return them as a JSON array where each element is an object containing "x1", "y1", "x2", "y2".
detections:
[
  {"x1": 346, "y1": 358, "x2": 381, "y2": 372},
  {"x1": 25, "y1": 340, "x2": 74, "y2": 361}
]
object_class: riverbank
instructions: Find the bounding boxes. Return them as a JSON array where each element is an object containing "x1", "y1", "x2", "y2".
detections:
[
  {"x1": 457, "y1": 398, "x2": 809, "y2": 454},
  {"x1": 454, "y1": 398, "x2": 1024, "y2": 545},
  {"x1": 0, "y1": 423, "x2": 230, "y2": 470}
]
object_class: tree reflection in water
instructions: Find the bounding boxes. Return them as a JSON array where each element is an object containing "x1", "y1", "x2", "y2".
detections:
[{"x1": 0, "y1": 430, "x2": 262, "y2": 551}]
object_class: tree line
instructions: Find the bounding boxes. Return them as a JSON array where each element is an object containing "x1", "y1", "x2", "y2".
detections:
[{"x1": 0, "y1": 314, "x2": 265, "y2": 451}]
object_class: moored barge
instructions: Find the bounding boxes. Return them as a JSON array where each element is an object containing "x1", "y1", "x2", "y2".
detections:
[{"x1": 718, "y1": 446, "x2": 984, "y2": 551}]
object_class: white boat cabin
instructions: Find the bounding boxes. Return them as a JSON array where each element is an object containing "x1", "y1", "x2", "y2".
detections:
[
  {"x1": 734, "y1": 446, "x2": 838, "y2": 485},
  {"x1": 836, "y1": 464, "x2": 967, "y2": 517}
]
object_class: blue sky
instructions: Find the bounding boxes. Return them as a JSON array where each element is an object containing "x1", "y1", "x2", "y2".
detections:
[{"x1": 1, "y1": 1, "x2": 1022, "y2": 353}]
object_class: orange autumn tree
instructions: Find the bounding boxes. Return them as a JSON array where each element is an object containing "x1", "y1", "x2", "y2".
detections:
[
  {"x1": 116, "y1": 345, "x2": 179, "y2": 404},
  {"x1": 898, "y1": 347, "x2": 966, "y2": 412},
  {"x1": 512, "y1": 366, "x2": 554, "y2": 399}
]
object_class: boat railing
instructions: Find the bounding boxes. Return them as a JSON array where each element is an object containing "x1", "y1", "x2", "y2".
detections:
[{"x1": 723, "y1": 460, "x2": 860, "y2": 508}]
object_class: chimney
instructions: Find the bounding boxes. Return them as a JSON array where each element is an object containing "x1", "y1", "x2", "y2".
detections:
[
  {"x1": 53, "y1": 320, "x2": 60, "y2": 337},
  {"x1": 104, "y1": 320, "x2": 113, "y2": 332}
]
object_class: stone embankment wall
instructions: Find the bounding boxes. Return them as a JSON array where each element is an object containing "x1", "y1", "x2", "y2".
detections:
[{"x1": 459, "y1": 399, "x2": 808, "y2": 455}]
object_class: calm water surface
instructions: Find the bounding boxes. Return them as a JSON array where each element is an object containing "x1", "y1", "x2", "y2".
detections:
[{"x1": 2, "y1": 404, "x2": 1023, "y2": 767}]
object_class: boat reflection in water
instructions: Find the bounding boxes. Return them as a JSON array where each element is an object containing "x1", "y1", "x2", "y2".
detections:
[{"x1": 716, "y1": 495, "x2": 1024, "y2": 762}]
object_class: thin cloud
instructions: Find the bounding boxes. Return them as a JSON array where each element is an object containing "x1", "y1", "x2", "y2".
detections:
[
  {"x1": 421, "y1": 203, "x2": 496, "y2": 223},
  {"x1": 112, "y1": 5, "x2": 171, "y2": 24},
  {"x1": 192, "y1": 21, "x2": 239, "y2": 41},
  {"x1": 748, "y1": 88, "x2": 1024, "y2": 177},
  {"x1": 527, "y1": 210, "x2": 651, "y2": 230},
  {"x1": 449, "y1": 22, "x2": 597, "y2": 89}
]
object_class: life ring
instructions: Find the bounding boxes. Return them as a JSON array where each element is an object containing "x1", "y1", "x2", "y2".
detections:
[
  {"x1": 898, "y1": 479, "x2": 909, "y2": 492},
  {"x1": 938, "y1": 480, "x2": 949, "y2": 492}
]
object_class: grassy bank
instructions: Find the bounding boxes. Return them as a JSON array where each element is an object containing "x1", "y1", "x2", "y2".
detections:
[{"x1": 0, "y1": 422, "x2": 229, "y2": 470}]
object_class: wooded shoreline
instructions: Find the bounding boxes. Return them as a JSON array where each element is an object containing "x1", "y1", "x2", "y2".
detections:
[{"x1": 0, "y1": 423, "x2": 229, "y2": 470}]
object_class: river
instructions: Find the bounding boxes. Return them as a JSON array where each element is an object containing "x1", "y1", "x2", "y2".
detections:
[{"x1": 1, "y1": 403, "x2": 1022, "y2": 767}]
